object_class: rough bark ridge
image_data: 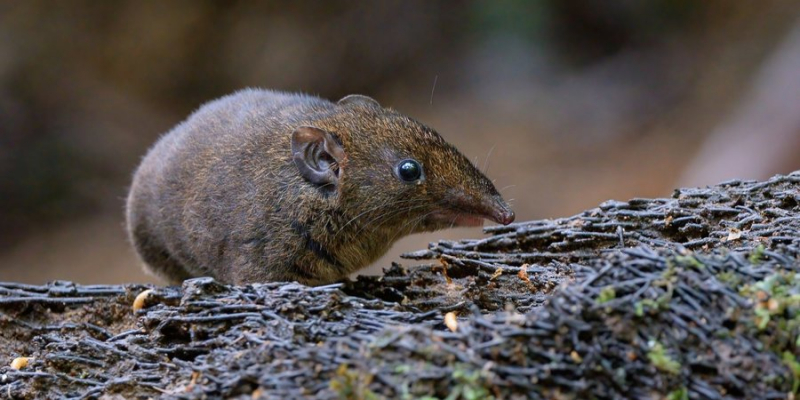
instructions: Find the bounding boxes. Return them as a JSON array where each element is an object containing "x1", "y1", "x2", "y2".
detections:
[{"x1": 2, "y1": 172, "x2": 800, "y2": 399}]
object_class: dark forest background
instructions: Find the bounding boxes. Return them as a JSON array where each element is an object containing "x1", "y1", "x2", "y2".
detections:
[{"x1": 1, "y1": 1, "x2": 799, "y2": 284}]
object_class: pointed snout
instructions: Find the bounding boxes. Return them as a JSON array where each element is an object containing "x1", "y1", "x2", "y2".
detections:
[
  {"x1": 445, "y1": 190, "x2": 515, "y2": 226},
  {"x1": 487, "y1": 195, "x2": 515, "y2": 225}
]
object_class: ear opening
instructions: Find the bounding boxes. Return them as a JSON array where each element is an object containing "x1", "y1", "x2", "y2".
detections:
[{"x1": 291, "y1": 126, "x2": 346, "y2": 191}]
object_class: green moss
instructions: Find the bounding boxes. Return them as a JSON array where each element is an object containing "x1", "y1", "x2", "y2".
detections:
[
  {"x1": 741, "y1": 272, "x2": 800, "y2": 351},
  {"x1": 394, "y1": 363, "x2": 494, "y2": 400},
  {"x1": 647, "y1": 341, "x2": 681, "y2": 375},
  {"x1": 754, "y1": 307, "x2": 772, "y2": 331},
  {"x1": 716, "y1": 270, "x2": 742, "y2": 288},
  {"x1": 782, "y1": 352, "x2": 800, "y2": 393},
  {"x1": 448, "y1": 367, "x2": 494, "y2": 400},
  {"x1": 331, "y1": 364, "x2": 378, "y2": 400},
  {"x1": 661, "y1": 261, "x2": 679, "y2": 281},
  {"x1": 597, "y1": 286, "x2": 616, "y2": 304},
  {"x1": 634, "y1": 283, "x2": 674, "y2": 317},
  {"x1": 394, "y1": 365, "x2": 412, "y2": 374},
  {"x1": 674, "y1": 254, "x2": 704, "y2": 270},
  {"x1": 634, "y1": 301, "x2": 644, "y2": 317},
  {"x1": 749, "y1": 244, "x2": 766, "y2": 264},
  {"x1": 737, "y1": 271, "x2": 800, "y2": 392},
  {"x1": 666, "y1": 386, "x2": 688, "y2": 400}
]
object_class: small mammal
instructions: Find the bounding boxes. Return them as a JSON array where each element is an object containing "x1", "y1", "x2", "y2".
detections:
[{"x1": 126, "y1": 89, "x2": 514, "y2": 285}]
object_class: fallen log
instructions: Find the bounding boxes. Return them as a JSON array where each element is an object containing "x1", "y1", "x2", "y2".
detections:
[{"x1": 2, "y1": 172, "x2": 800, "y2": 399}]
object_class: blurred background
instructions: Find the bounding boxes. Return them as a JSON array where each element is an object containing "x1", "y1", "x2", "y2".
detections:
[{"x1": 1, "y1": 1, "x2": 799, "y2": 284}]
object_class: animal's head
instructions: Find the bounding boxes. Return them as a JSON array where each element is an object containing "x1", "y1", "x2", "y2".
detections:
[{"x1": 290, "y1": 94, "x2": 514, "y2": 236}]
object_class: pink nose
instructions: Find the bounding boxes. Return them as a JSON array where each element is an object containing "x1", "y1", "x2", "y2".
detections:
[
  {"x1": 494, "y1": 209, "x2": 515, "y2": 225},
  {"x1": 485, "y1": 195, "x2": 515, "y2": 225}
]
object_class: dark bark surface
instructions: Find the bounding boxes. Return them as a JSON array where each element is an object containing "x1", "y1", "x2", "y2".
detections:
[{"x1": 2, "y1": 172, "x2": 800, "y2": 399}]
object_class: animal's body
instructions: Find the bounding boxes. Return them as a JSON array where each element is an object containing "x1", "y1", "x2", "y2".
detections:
[{"x1": 126, "y1": 89, "x2": 514, "y2": 285}]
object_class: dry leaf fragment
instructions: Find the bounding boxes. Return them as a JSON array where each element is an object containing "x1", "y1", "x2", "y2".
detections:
[
  {"x1": 726, "y1": 229, "x2": 742, "y2": 242},
  {"x1": 490, "y1": 267, "x2": 503, "y2": 281},
  {"x1": 11, "y1": 357, "x2": 31, "y2": 370},
  {"x1": 518, "y1": 264, "x2": 530, "y2": 283},
  {"x1": 444, "y1": 312, "x2": 458, "y2": 332},
  {"x1": 186, "y1": 371, "x2": 200, "y2": 392},
  {"x1": 767, "y1": 298, "x2": 780, "y2": 312},
  {"x1": 133, "y1": 289, "x2": 154, "y2": 312},
  {"x1": 437, "y1": 258, "x2": 452, "y2": 285}
]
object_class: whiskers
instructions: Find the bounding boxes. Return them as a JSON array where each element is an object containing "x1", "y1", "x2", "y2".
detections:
[
  {"x1": 385, "y1": 208, "x2": 438, "y2": 245},
  {"x1": 349, "y1": 202, "x2": 430, "y2": 239},
  {"x1": 499, "y1": 184, "x2": 516, "y2": 193},
  {"x1": 482, "y1": 144, "x2": 496, "y2": 175},
  {"x1": 429, "y1": 75, "x2": 438, "y2": 105},
  {"x1": 333, "y1": 198, "x2": 427, "y2": 239}
]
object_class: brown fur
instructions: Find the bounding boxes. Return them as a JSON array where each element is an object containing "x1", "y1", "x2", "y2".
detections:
[{"x1": 126, "y1": 89, "x2": 513, "y2": 285}]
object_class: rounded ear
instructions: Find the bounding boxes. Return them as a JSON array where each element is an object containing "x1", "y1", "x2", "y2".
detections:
[
  {"x1": 291, "y1": 126, "x2": 346, "y2": 190},
  {"x1": 337, "y1": 94, "x2": 380, "y2": 108}
]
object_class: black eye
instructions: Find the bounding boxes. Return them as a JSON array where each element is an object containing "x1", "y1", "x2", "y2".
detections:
[{"x1": 396, "y1": 159, "x2": 423, "y2": 182}]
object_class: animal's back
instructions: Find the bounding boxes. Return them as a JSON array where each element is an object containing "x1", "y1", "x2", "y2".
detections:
[{"x1": 126, "y1": 89, "x2": 330, "y2": 283}]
